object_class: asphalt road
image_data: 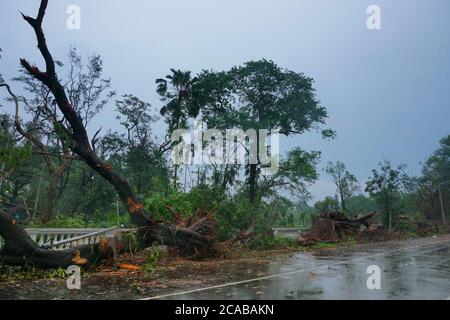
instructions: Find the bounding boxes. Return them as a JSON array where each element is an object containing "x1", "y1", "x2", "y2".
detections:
[
  {"x1": 145, "y1": 235, "x2": 450, "y2": 300},
  {"x1": 1, "y1": 235, "x2": 449, "y2": 300}
]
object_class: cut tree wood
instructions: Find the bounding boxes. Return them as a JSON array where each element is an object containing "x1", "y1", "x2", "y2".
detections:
[{"x1": 0, "y1": 0, "x2": 218, "y2": 268}]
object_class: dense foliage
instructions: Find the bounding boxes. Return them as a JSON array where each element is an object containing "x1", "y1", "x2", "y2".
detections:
[{"x1": 0, "y1": 48, "x2": 449, "y2": 236}]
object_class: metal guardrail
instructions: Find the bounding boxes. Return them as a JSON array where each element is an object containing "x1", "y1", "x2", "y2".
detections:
[
  {"x1": 40, "y1": 226, "x2": 123, "y2": 249},
  {"x1": 0, "y1": 227, "x2": 304, "y2": 251},
  {"x1": 272, "y1": 227, "x2": 304, "y2": 238},
  {"x1": 26, "y1": 228, "x2": 118, "y2": 250},
  {"x1": 0, "y1": 227, "x2": 132, "y2": 251}
]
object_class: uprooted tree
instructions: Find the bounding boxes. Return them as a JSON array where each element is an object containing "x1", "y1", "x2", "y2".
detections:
[
  {"x1": 297, "y1": 211, "x2": 380, "y2": 245},
  {"x1": 0, "y1": 0, "x2": 219, "y2": 269}
]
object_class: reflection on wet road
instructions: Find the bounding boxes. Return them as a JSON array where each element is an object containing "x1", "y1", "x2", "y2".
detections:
[
  {"x1": 148, "y1": 237, "x2": 450, "y2": 300},
  {"x1": 1, "y1": 236, "x2": 449, "y2": 300}
]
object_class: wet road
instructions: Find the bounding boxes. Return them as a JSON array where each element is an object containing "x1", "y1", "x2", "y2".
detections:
[
  {"x1": 1, "y1": 236, "x2": 450, "y2": 300},
  {"x1": 148, "y1": 236, "x2": 450, "y2": 300}
]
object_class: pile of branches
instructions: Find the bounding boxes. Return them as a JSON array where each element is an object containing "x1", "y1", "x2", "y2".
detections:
[
  {"x1": 163, "y1": 206, "x2": 219, "y2": 258},
  {"x1": 298, "y1": 211, "x2": 380, "y2": 245}
]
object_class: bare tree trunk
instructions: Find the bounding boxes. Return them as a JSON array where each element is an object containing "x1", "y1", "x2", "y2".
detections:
[
  {"x1": 247, "y1": 132, "x2": 260, "y2": 206},
  {"x1": 340, "y1": 190, "x2": 346, "y2": 211},
  {"x1": 173, "y1": 164, "x2": 179, "y2": 190},
  {"x1": 41, "y1": 172, "x2": 58, "y2": 223},
  {"x1": 247, "y1": 163, "x2": 258, "y2": 205}
]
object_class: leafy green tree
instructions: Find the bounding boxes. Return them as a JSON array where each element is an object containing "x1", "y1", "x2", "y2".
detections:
[
  {"x1": 325, "y1": 161, "x2": 360, "y2": 211},
  {"x1": 0, "y1": 114, "x2": 34, "y2": 210},
  {"x1": 423, "y1": 135, "x2": 450, "y2": 184},
  {"x1": 314, "y1": 195, "x2": 340, "y2": 214},
  {"x1": 156, "y1": 69, "x2": 198, "y2": 133},
  {"x1": 44, "y1": 94, "x2": 169, "y2": 221},
  {"x1": 115, "y1": 94, "x2": 170, "y2": 196},
  {"x1": 263, "y1": 195, "x2": 296, "y2": 227},
  {"x1": 10, "y1": 48, "x2": 115, "y2": 222},
  {"x1": 65, "y1": 47, "x2": 116, "y2": 127},
  {"x1": 365, "y1": 160, "x2": 406, "y2": 231},
  {"x1": 295, "y1": 201, "x2": 315, "y2": 228},
  {"x1": 194, "y1": 60, "x2": 333, "y2": 206},
  {"x1": 423, "y1": 135, "x2": 450, "y2": 220},
  {"x1": 259, "y1": 148, "x2": 321, "y2": 202},
  {"x1": 345, "y1": 194, "x2": 377, "y2": 217},
  {"x1": 115, "y1": 95, "x2": 156, "y2": 149},
  {"x1": 405, "y1": 134, "x2": 450, "y2": 222},
  {"x1": 402, "y1": 175, "x2": 439, "y2": 221}
]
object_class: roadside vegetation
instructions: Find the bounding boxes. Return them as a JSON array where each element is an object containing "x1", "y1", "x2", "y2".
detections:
[{"x1": 0, "y1": 0, "x2": 449, "y2": 276}]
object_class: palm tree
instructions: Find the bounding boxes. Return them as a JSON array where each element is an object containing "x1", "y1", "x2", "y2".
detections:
[
  {"x1": 156, "y1": 69, "x2": 198, "y2": 189},
  {"x1": 156, "y1": 69, "x2": 198, "y2": 132}
]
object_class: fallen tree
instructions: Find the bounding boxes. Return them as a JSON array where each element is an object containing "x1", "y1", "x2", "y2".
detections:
[
  {"x1": 297, "y1": 211, "x2": 380, "y2": 245},
  {"x1": 0, "y1": 0, "x2": 218, "y2": 268},
  {"x1": 0, "y1": 209, "x2": 125, "y2": 269}
]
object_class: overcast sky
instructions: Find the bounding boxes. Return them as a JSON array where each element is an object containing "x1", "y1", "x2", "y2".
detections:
[{"x1": 1, "y1": 0, "x2": 449, "y2": 203}]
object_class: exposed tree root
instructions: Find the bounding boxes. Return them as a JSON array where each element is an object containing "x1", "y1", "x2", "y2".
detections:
[{"x1": 298, "y1": 211, "x2": 380, "y2": 245}]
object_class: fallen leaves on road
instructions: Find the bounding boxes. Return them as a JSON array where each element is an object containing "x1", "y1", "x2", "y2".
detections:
[{"x1": 118, "y1": 263, "x2": 141, "y2": 270}]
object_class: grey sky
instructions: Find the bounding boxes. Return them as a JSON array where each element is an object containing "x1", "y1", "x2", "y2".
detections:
[{"x1": 1, "y1": 0, "x2": 449, "y2": 202}]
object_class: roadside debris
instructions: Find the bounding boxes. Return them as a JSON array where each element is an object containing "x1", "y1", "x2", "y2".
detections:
[{"x1": 298, "y1": 211, "x2": 380, "y2": 245}]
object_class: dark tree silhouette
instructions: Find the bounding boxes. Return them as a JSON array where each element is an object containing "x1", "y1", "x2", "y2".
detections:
[{"x1": 0, "y1": 0, "x2": 217, "y2": 268}]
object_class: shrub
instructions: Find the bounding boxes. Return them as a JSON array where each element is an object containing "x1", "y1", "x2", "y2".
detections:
[
  {"x1": 142, "y1": 246, "x2": 161, "y2": 272},
  {"x1": 27, "y1": 214, "x2": 88, "y2": 228},
  {"x1": 253, "y1": 235, "x2": 298, "y2": 250}
]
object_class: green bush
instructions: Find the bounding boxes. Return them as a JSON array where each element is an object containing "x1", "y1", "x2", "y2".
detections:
[
  {"x1": 27, "y1": 214, "x2": 88, "y2": 228},
  {"x1": 253, "y1": 235, "x2": 298, "y2": 250},
  {"x1": 144, "y1": 192, "x2": 194, "y2": 221},
  {"x1": 0, "y1": 265, "x2": 71, "y2": 282},
  {"x1": 92, "y1": 211, "x2": 130, "y2": 228},
  {"x1": 143, "y1": 186, "x2": 253, "y2": 240},
  {"x1": 27, "y1": 211, "x2": 130, "y2": 228},
  {"x1": 142, "y1": 246, "x2": 162, "y2": 272}
]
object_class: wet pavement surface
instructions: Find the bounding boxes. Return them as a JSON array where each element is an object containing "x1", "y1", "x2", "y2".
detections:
[{"x1": 1, "y1": 235, "x2": 450, "y2": 300}]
